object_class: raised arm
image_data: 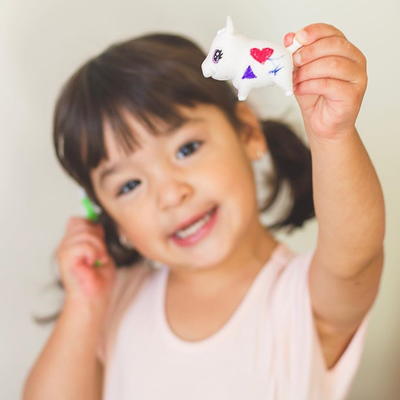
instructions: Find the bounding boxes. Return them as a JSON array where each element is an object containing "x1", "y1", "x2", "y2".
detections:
[
  {"x1": 285, "y1": 24, "x2": 385, "y2": 368},
  {"x1": 23, "y1": 217, "x2": 116, "y2": 399}
]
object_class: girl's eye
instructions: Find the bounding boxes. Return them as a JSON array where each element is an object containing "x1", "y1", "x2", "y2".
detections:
[
  {"x1": 117, "y1": 180, "x2": 140, "y2": 197},
  {"x1": 213, "y1": 49, "x2": 223, "y2": 63},
  {"x1": 116, "y1": 141, "x2": 203, "y2": 197},
  {"x1": 177, "y1": 140, "x2": 203, "y2": 160}
]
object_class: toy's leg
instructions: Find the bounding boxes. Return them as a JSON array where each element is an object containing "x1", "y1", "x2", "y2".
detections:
[
  {"x1": 272, "y1": 67, "x2": 294, "y2": 96},
  {"x1": 237, "y1": 85, "x2": 251, "y2": 101}
]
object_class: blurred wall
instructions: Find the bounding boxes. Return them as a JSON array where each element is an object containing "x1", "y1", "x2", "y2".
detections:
[{"x1": 1, "y1": 0, "x2": 399, "y2": 398}]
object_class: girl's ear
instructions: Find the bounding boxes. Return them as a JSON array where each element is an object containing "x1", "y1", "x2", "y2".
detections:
[
  {"x1": 234, "y1": 102, "x2": 268, "y2": 161},
  {"x1": 118, "y1": 228, "x2": 133, "y2": 249}
]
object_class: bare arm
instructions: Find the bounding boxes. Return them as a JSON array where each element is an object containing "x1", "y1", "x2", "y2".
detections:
[
  {"x1": 285, "y1": 23, "x2": 385, "y2": 368},
  {"x1": 310, "y1": 129, "x2": 385, "y2": 277},
  {"x1": 308, "y1": 129, "x2": 385, "y2": 368},
  {"x1": 23, "y1": 216, "x2": 116, "y2": 399},
  {"x1": 22, "y1": 300, "x2": 104, "y2": 400}
]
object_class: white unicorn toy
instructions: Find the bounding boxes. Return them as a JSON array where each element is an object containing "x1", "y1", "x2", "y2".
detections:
[{"x1": 201, "y1": 16, "x2": 302, "y2": 100}]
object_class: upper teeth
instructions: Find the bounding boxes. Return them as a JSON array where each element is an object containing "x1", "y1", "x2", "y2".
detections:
[{"x1": 175, "y1": 210, "x2": 213, "y2": 239}]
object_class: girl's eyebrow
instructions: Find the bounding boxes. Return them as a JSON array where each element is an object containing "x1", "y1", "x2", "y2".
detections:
[
  {"x1": 164, "y1": 116, "x2": 205, "y2": 133},
  {"x1": 98, "y1": 161, "x2": 128, "y2": 188},
  {"x1": 97, "y1": 117, "x2": 206, "y2": 188}
]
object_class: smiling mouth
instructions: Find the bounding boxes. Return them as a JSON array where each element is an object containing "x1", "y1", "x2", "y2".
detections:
[
  {"x1": 169, "y1": 206, "x2": 219, "y2": 247},
  {"x1": 170, "y1": 205, "x2": 218, "y2": 238}
]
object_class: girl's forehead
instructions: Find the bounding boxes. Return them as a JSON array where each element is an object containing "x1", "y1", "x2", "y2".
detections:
[
  {"x1": 102, "y1": 111, "x2": 172, "y2": 160},
  {"x1": 103, "y1": 111, "x2": 146, "y2": 153},
  {"x1": 102, "y1": 104, "x2": 223, "y2": 158}
]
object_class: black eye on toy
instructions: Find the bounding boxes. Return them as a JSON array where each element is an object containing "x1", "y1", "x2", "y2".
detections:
[{"x1": 213, "y1": 49, "x2": 223, "y2": 63}]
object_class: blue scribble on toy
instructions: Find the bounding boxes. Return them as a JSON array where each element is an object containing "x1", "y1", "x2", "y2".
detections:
[
  {"x1": 269, "y1": 55, "x2": 285, "y2": 62},
  {"x1": 242, "y1": 65, "x2": 257, "y2": 79},
  {"x1": 269, "y1": 66, "x2": 283, "y2": 76}
]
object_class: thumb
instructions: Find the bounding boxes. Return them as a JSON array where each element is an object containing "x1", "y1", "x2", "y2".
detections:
[{"x1": 283, "y1": 32, "x2": 296, "y2": 48}]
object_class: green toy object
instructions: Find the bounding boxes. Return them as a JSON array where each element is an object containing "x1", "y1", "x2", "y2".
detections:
[
  {"x1": 81, "y1": 196, "x2": 100, "y2": 222},
  {"x1": 79, "y1": 189, "x2": 102, "y2": 267}
]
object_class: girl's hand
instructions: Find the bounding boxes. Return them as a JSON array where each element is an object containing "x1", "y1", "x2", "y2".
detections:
[
  {"x1": 284, "y1": 23, "x2": 368, "y2": 139},
  {"x1": 56, "y1": 217, "x2": 116, "y2": 312}
]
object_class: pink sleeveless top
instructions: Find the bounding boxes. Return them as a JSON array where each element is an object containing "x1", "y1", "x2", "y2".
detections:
[{"x1": 97, "y1": 242, "x2": 369, "y2": 400}]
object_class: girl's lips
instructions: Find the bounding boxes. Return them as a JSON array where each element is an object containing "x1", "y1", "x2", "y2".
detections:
[
  {"x1": 170, "y1": 205, "x2": 217, "y2": 236},
  {"x1": 170, "y1": 206, "x2": 219, "y2": 247}
]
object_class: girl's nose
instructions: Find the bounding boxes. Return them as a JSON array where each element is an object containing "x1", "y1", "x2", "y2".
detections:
[
  {"x1": 155, "y1": 164, "x2": 193, "y2": 209},
  {"x1": 157, "y1": 178, "x2": 193, "y2": 209}
]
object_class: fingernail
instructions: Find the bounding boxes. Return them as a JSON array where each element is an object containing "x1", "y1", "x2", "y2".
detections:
[
  {"x1": 295, "y1": 29, "x2": 308, "y2": 44},
  {"x1": 284, "y1": 32, "x2": 294, "y2": 47}
]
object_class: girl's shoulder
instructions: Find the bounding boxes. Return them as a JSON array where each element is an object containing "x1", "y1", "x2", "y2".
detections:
[
  {"x1": 97, "y1": 259, "x2": 155, "y2": 363},
  {"x1": 108, "y1": 259, "x2": 156, "y2": 318},
  {"x1": 269, "y1": 242, "x2": 316, "y2": 299},
  {"x1": 112, "y1": 259, "x2": 153, "y2": 295},
  {"x1": 273, "y1": 242, "x2": 315, "y2": 276}
]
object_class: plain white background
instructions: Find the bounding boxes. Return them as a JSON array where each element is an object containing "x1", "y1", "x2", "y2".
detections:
[{"x1": 1, "y1": 0, "x2": 399, "y2": 398}]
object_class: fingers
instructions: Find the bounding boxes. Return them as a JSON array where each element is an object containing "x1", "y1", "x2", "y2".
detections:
[
  {"x1": 293, "y1": 56, "x2": 362, "y2": 86},
  {"x1": 64, "y1": 233, "x2": 109, "y2": 261},
  {"x1": 66, "y1": 216, "x2": 105, "y2": 236},
  {"x1": 294, "y1": 77, "x2": 367, "y2": 108},
  {"x1": 57, "y1": 216, "x2": 110, "y2": 267},
  {"x1": 66, "y1": 241, "x2": 102, "y2": 268},
  {"x1": 286, "y1": 23, "x2": 367, "y2": 93},
  {"x1": 293, "y1": 35, "x2": 366, "y2": 69},
  {"x1": 294, "y1": 23, "x2": 346, "y2": 46},
  {"x1": 294, "y1": 77, "x2": 355, "y2": 100},
  {"x1": 55, "y1": 216, "x2": 117, "y2": 302}
]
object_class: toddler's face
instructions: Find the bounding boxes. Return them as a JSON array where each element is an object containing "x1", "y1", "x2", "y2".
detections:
[{"x1": 91, "y1": 103, "x2": 265, "y2": 271}]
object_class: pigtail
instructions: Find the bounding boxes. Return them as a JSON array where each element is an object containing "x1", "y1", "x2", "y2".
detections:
[{"x1": 260, "y1": 119, "x2": 315, "y2": 233}]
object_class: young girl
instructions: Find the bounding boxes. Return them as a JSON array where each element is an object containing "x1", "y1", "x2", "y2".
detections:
[{"x1": 23, "y1": 23, "x2": 385, "y2": 400}]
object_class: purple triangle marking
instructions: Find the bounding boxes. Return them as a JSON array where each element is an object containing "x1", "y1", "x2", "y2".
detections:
[{"x1": 241, "y1": 65, "x2": 257, "y2": 79}]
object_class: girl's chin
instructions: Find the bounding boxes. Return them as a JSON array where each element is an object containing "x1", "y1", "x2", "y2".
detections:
[{"x1": 169, "y1": 241, "x2": 236, "y2": 272}]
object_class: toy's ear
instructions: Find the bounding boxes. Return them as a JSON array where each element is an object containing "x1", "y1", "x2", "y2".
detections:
[{"x1": 226, "y1": 16, "x2": 234, "y2": 34}]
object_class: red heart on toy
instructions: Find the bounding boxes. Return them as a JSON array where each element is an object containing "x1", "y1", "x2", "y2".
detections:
[{"x1": 250, "y1": 47, "x2": 274, "y2": 64}]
